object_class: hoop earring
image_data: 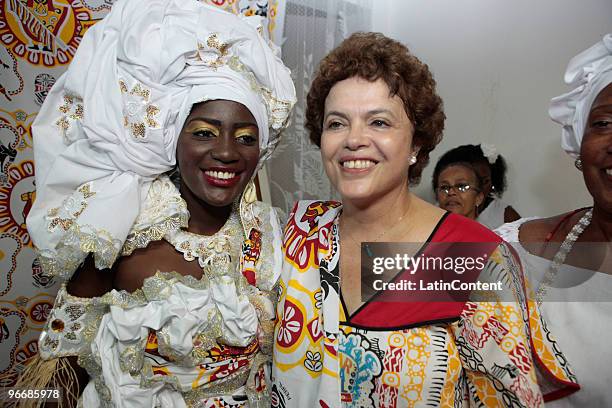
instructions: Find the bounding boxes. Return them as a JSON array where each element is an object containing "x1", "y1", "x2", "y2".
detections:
[
  {"x1": 574, "y1": 157, "x2": 583, "y2": 171},
  {"x1": 239, "y1": 179, "x2": 259, "y2": 238}
]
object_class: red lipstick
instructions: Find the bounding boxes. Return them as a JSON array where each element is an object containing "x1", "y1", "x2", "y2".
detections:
[{"x1": 203, "y1": 168, "x2": 241, "y2": 188}]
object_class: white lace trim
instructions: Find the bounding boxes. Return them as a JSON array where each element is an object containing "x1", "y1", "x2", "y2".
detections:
[{"x1": 121, "y1": 175, "x2": 189, "y2": 256}]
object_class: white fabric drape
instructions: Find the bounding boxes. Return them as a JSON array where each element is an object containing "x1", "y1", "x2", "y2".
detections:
[{"x1": 266, "y1": 0, "x2": 373, "y2": 215}]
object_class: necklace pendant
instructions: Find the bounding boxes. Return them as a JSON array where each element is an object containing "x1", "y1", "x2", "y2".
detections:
[{"x1": 365, "y1": 244, "x2": 373, "y2": 258}]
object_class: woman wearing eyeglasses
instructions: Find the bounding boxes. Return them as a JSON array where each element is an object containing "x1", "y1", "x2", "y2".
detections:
[
  {"x1": 433, "y1": 161, "x2": 485, "y2": 219},
  {"x1": 432, "y1": 144, "x2": 521, "y2": 229}
]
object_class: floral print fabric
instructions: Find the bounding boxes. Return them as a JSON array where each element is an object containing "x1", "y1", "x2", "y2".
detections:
[{"x1": 272, "y1": 201, "x2": 578, "y2": 408}]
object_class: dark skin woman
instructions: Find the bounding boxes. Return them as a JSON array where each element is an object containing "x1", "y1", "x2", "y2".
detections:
[
  {"x1": 519, "y1": 84, "x2": 612, "y2": 275},
  {"x1": 42, "y1": 100, "x2": 262, "y2": 406},
  {"x1": 496, "y1": 35, "x2": 612, "y2": 405},
  {"x1": 21, "y1": 3, "x2": 295, "y2": 405},
  {"x1": 432, "y1": 144, "x2": 520, "y2": 228},
  {"x1": 434, "y1": 162, "x2": 485, "y2": 220}
]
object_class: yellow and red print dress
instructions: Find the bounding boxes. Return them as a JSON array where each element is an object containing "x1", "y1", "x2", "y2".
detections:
[{"x1": 272, "y1": 201, "x2": 578, "y2": 408}]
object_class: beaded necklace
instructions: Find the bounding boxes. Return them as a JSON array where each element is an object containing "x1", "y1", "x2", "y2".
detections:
[{"x1": 536, "y1": 208, "x2": 592, "y2": 305}]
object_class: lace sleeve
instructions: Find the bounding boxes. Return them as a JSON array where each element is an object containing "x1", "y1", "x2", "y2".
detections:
[{"x1": 39, "y1": 284, "x2": 108, "y2": 359}]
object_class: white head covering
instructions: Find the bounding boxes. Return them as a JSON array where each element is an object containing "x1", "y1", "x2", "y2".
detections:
[
  {"x1": 26, "y1": 0, "x2": 296, "y2": 277},
  {"x1": 549, "y1": 33, "x2": 612, "y2": 158}
]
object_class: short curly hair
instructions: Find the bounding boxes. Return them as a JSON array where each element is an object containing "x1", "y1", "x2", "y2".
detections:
[
  {"x1": 431, "y1": 144, "x2": 508, "y2": 195},
  {"x1": 305, "y1": 32, "x2": 445, "y2": 184}
]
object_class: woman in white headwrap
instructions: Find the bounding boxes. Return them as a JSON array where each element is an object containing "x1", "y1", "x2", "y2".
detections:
[
  {"x1": 19, "y1": 0, "x2": 295, "y2": 406},
  {"x1": 496, "y1": 34, "x2": 612, "y2": 406}
]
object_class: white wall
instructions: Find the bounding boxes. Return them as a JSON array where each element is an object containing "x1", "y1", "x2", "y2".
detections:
[{"x1": 372, "y1": 0, "x2": 611, "y2": 217}]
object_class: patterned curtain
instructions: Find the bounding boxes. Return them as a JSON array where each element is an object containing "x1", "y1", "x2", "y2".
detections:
[
  {"x1": 0, "y1": 0, "x2": 280, "y2": 388},
  {"x1": 266, "y1": 0, "x2": 373, "y2": 215}
]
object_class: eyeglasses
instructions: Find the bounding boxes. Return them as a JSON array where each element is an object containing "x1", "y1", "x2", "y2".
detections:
[{"x1": 436, "y1": 183, "x2": 479, "y2": 195}]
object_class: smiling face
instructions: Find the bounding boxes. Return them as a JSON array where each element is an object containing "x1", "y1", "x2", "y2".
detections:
[
  {"x1": 436, "y1": 164, "x2": 484, "y2": 219},
  {"x1": 582, "y1": 83, "x2": 612, "y2": 213},
  {"x1": 176, "y1": 100, "x2": 260, "y2": 208},
  {"x1": 320, "y1": 77, "x2": 416, "y2": 204}
]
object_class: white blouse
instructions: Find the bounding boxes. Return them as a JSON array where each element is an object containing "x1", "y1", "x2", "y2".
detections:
[{"x1": 496, "y1": 218, "x2": 612, "y2": 407}]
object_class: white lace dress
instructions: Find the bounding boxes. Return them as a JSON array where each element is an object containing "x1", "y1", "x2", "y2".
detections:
[
  {"x1": 496, "y1": 218, "x2": 612, "y2": 406},
  {"x1": 39, "y1": 176, "x2": 283, "y2": 407}
]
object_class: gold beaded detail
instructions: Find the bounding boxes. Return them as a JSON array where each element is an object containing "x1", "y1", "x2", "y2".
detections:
[
  {"x1": 56, "y1": 93, "x2": 84, "y2": 143},
  {"x1": 46, "y1": 182, "x2": 96, "y2": 232},
  {"x1": 118, "y1": 79, "x2": 160, "y2": 141}
]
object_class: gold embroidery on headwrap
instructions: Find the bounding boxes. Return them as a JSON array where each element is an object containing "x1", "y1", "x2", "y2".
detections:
[
  {"x1": 197, "y1": 33, "x2": 232, "y2": 68},
  {"x1": 56, "y1": 94, "x2": 84, "y2": 143},
  {"x1": 119, "y1": 80, "x2": 161, "y2": 140}
]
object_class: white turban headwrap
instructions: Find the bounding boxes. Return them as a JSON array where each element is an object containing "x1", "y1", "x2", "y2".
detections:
[
  {"x1": 549, "y1": 33, "x2": 612, "y2": 158},
  {"x1": 26, "y1": 0, "x2": 296, "y2": 278}
]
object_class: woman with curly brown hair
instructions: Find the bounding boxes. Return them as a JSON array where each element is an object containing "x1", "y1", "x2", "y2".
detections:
[{"x1": 271, "y1": 33, "x2": 578, "y2": 407}]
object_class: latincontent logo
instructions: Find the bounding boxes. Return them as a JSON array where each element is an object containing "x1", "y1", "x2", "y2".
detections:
[{"x1": 360, "y1": 242, "x2": 507, "y2": 303}]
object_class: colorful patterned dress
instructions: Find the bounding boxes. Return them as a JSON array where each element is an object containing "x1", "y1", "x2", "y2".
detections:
[{"x1": 272, "y1": 201, "x2": 578, "y2": 407}]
